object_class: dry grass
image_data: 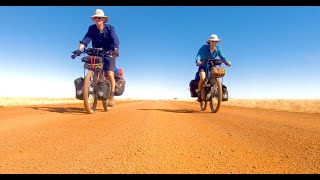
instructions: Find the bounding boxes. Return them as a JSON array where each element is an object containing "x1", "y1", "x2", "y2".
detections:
[
  {"x1": 1, "y1": 97, "x2": 319, "y2": 114},
  {"x1": 223, "y1": 98, "x2": 320, "y2": 114},
  {"x1": 0, "y1": 97, "x2": 140, "y2": 107},
  {"x1": 0, "y1": 97, "x2": 82, "y2": 107}
]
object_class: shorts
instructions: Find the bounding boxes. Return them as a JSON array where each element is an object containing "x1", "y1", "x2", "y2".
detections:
[
  {"x1": 103, "y1": 56, "x2": 116, "y2": 72},
  {"x1": 198, "y1": 65, "x2": 206, "y2": 73}
]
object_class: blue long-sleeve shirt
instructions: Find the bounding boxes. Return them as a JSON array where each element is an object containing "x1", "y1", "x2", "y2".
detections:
[
  {"x1": 195, "y1": 44, "x2": 226, "y2": 64},
  {"x1": 80, "y1": 23, "x2": 119, "y2": 52}
]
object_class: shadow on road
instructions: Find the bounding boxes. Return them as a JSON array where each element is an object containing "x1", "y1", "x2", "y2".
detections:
[
  {"x1": 137, "y1": 108, "x2": 199, "y2": 113},
  {"x1": 29, "y1": 107, "x2": 88, "y2": 114}
]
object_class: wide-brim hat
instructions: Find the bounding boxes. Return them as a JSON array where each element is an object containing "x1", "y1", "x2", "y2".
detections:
[
  {"x1": 90, "y1": 9, "x2": 109, "y2": 22},
  {"x1": 206, "y1": 34, "x2": 221, "y2": 44}
]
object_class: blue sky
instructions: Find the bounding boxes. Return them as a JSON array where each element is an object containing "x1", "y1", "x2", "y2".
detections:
[{"x1": 0, "y1": 6, "x2": 319, "y2": 99}]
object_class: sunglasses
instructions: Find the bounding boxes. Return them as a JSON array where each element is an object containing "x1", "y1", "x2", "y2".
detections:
[{"x1": 93, "y1": 17, "x2": 102, "y2": 20}]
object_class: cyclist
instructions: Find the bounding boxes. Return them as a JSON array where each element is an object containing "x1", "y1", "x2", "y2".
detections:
[
  {"x1": 73, "y1": 9, "x2": 120, "y2": 107},
  {"x1": 195, "y1": 34, "x2": 231, "y2": 102}
]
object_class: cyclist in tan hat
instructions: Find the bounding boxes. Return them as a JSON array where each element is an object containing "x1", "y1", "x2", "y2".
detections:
[
  {"x1": 73, "y1": 9, "x2": 120, "y2": 107},
  {"x1": 195, "y1": 34, "x2": 231, "y2": 102}
]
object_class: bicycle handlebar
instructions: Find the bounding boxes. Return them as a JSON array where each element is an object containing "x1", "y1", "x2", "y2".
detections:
[
  {"x1": 71, "y1": 48, "x2": 118, "y2": 59},
  {"x1": 199, "y1": 58, "x2": 231, "y2": 67},
  {"x1": 71, "y1": 54, "x2": 79, "y2": 59},
  {"x1": 207, "y1": 58, "x2": 225, "y2": 65}
]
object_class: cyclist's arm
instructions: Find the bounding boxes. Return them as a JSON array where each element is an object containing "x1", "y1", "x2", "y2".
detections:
[
  {"x1": 109, "y1": 25, "x2": 119, "y2": 50},
  {"x1": 79, "y1": 26, "x2": 93, "y2": 51},
  {"x1": 195, "y1": 45, "x2": 206, "y2": 64},
  {"x1": 216, "y1": 45, "x2": 227, "y2": 61}
]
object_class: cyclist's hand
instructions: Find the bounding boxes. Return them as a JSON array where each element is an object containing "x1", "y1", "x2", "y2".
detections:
[
  {"x1": 225, "y1": 60, "x2": 232, "y2": 67},
  {"x1": 72, "y1": 50, "x2": 82, "y2": 55},
  {"x1": 113, "y1": 48, "x2": 119, "y2": 57},
  {"x1": 196, "y1": 60, "x2": 202, "y2": 66}
]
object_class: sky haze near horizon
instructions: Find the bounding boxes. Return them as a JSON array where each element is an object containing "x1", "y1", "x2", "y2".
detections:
[{"x1": 0, "y1": 6, "x2": 319, "y2": 100}]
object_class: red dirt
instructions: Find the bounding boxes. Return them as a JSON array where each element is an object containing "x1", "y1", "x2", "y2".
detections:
[{"x1": 0, "y1": 100, "x2": 319, "y2": 174}]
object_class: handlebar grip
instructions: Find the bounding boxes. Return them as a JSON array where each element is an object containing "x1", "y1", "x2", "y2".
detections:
[
  {"x1": 71, "y1": 54, "x2": 76, "y2": 59},
  {"x1": 225, "y1": 61, "x2": 232, "y2": 67}
]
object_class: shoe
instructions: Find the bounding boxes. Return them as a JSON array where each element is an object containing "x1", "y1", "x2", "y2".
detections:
[
  {"x1": 107, "y1": 92, "x2": 115, "y2": 107},
  {"x1": 108, "y1": 97, "x2": 114, "y2": 107}
]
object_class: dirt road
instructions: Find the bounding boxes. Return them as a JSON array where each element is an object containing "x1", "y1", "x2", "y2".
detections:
[{"x1": 0, "y1": 100, "x2": 319, "y2": 174}]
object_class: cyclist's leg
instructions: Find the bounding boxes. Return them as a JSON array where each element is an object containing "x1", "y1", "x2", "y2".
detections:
[
  {"x1": 104, "y1": 56, "x2": 116, "y2": 106},
  {"x1": 197, "y1": 66, "x2": 206, "y2": 101},
  {"x1": 198, "y1": 67, "x2": 206, "y2": 92}
]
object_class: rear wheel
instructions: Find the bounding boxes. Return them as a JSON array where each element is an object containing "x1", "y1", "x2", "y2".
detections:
[
  {"x1": 83, "y1": 70, "x2": 97, "y2": 114},
  {"x1": 209, "y1": 78, "x2": 222, "y2": 113},
  {"x1": 199, "y1": 89, "x2": 207, "y2": 111}
]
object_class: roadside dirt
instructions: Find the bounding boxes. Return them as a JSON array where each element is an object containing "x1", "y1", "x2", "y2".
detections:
[{"x1": 0, "y1": 100, "x2": 319, "y2": 174}]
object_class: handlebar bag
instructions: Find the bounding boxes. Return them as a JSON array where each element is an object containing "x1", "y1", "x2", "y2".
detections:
[
  {"x1": 81, "y1": 56, "x2": 103, "y2": 64},
  {"x1": 211, "y1": 67, "x2": 226, "y2": 77}
]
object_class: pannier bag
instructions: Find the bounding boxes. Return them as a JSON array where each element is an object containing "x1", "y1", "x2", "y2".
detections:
[
  {"x1": 96, "y1": 79, "x2": 111, "y2": 100},
  {"x1": 114, "y1": 74, "x2": 126, "y2": 96},
  {"x1": 74, "y1": 77, "x2": 84, "y2": 100},
  {"x1": 222, "y1": 84, "x2": 229, "y2": 101},
  {"x1": 189, "y1": 79, "x2": 199, "y2": 98}
]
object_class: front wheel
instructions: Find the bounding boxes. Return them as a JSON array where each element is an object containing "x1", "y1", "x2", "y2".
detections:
[
  {"x1": 209, "y1": 78, "x2": 222, "y2": 113},
  {"x1": 102, "y1": 100, "x2": 109, "y2": 111},
  {"x1": 83, "y1": 70, "x2": 98, "y2": 114}
]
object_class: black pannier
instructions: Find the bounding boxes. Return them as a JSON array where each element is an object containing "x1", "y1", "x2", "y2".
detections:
[
  {"x1": 96, "y1": 79, "x2": 111, "y2": 100},
  {"x1": 74, "y1": 77, "x2": 84, "y2": 100},
  {"x1": 222, "y1": 84, "x2": 229, "y2": 101},
  {"x1": 189, "y1": 80, "x2": 199, "y2": 98},
  {"x1": 114, "y1": 74, "x2": 125, "y2": 96}
]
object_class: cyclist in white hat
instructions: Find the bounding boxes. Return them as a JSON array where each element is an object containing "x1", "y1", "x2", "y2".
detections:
[
  {"x1": 73, "y1": 9, "x2": 120, "y2": 107},
  {"x1": 195, "y1": 34, "x2": 231, "y2": 102}
]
